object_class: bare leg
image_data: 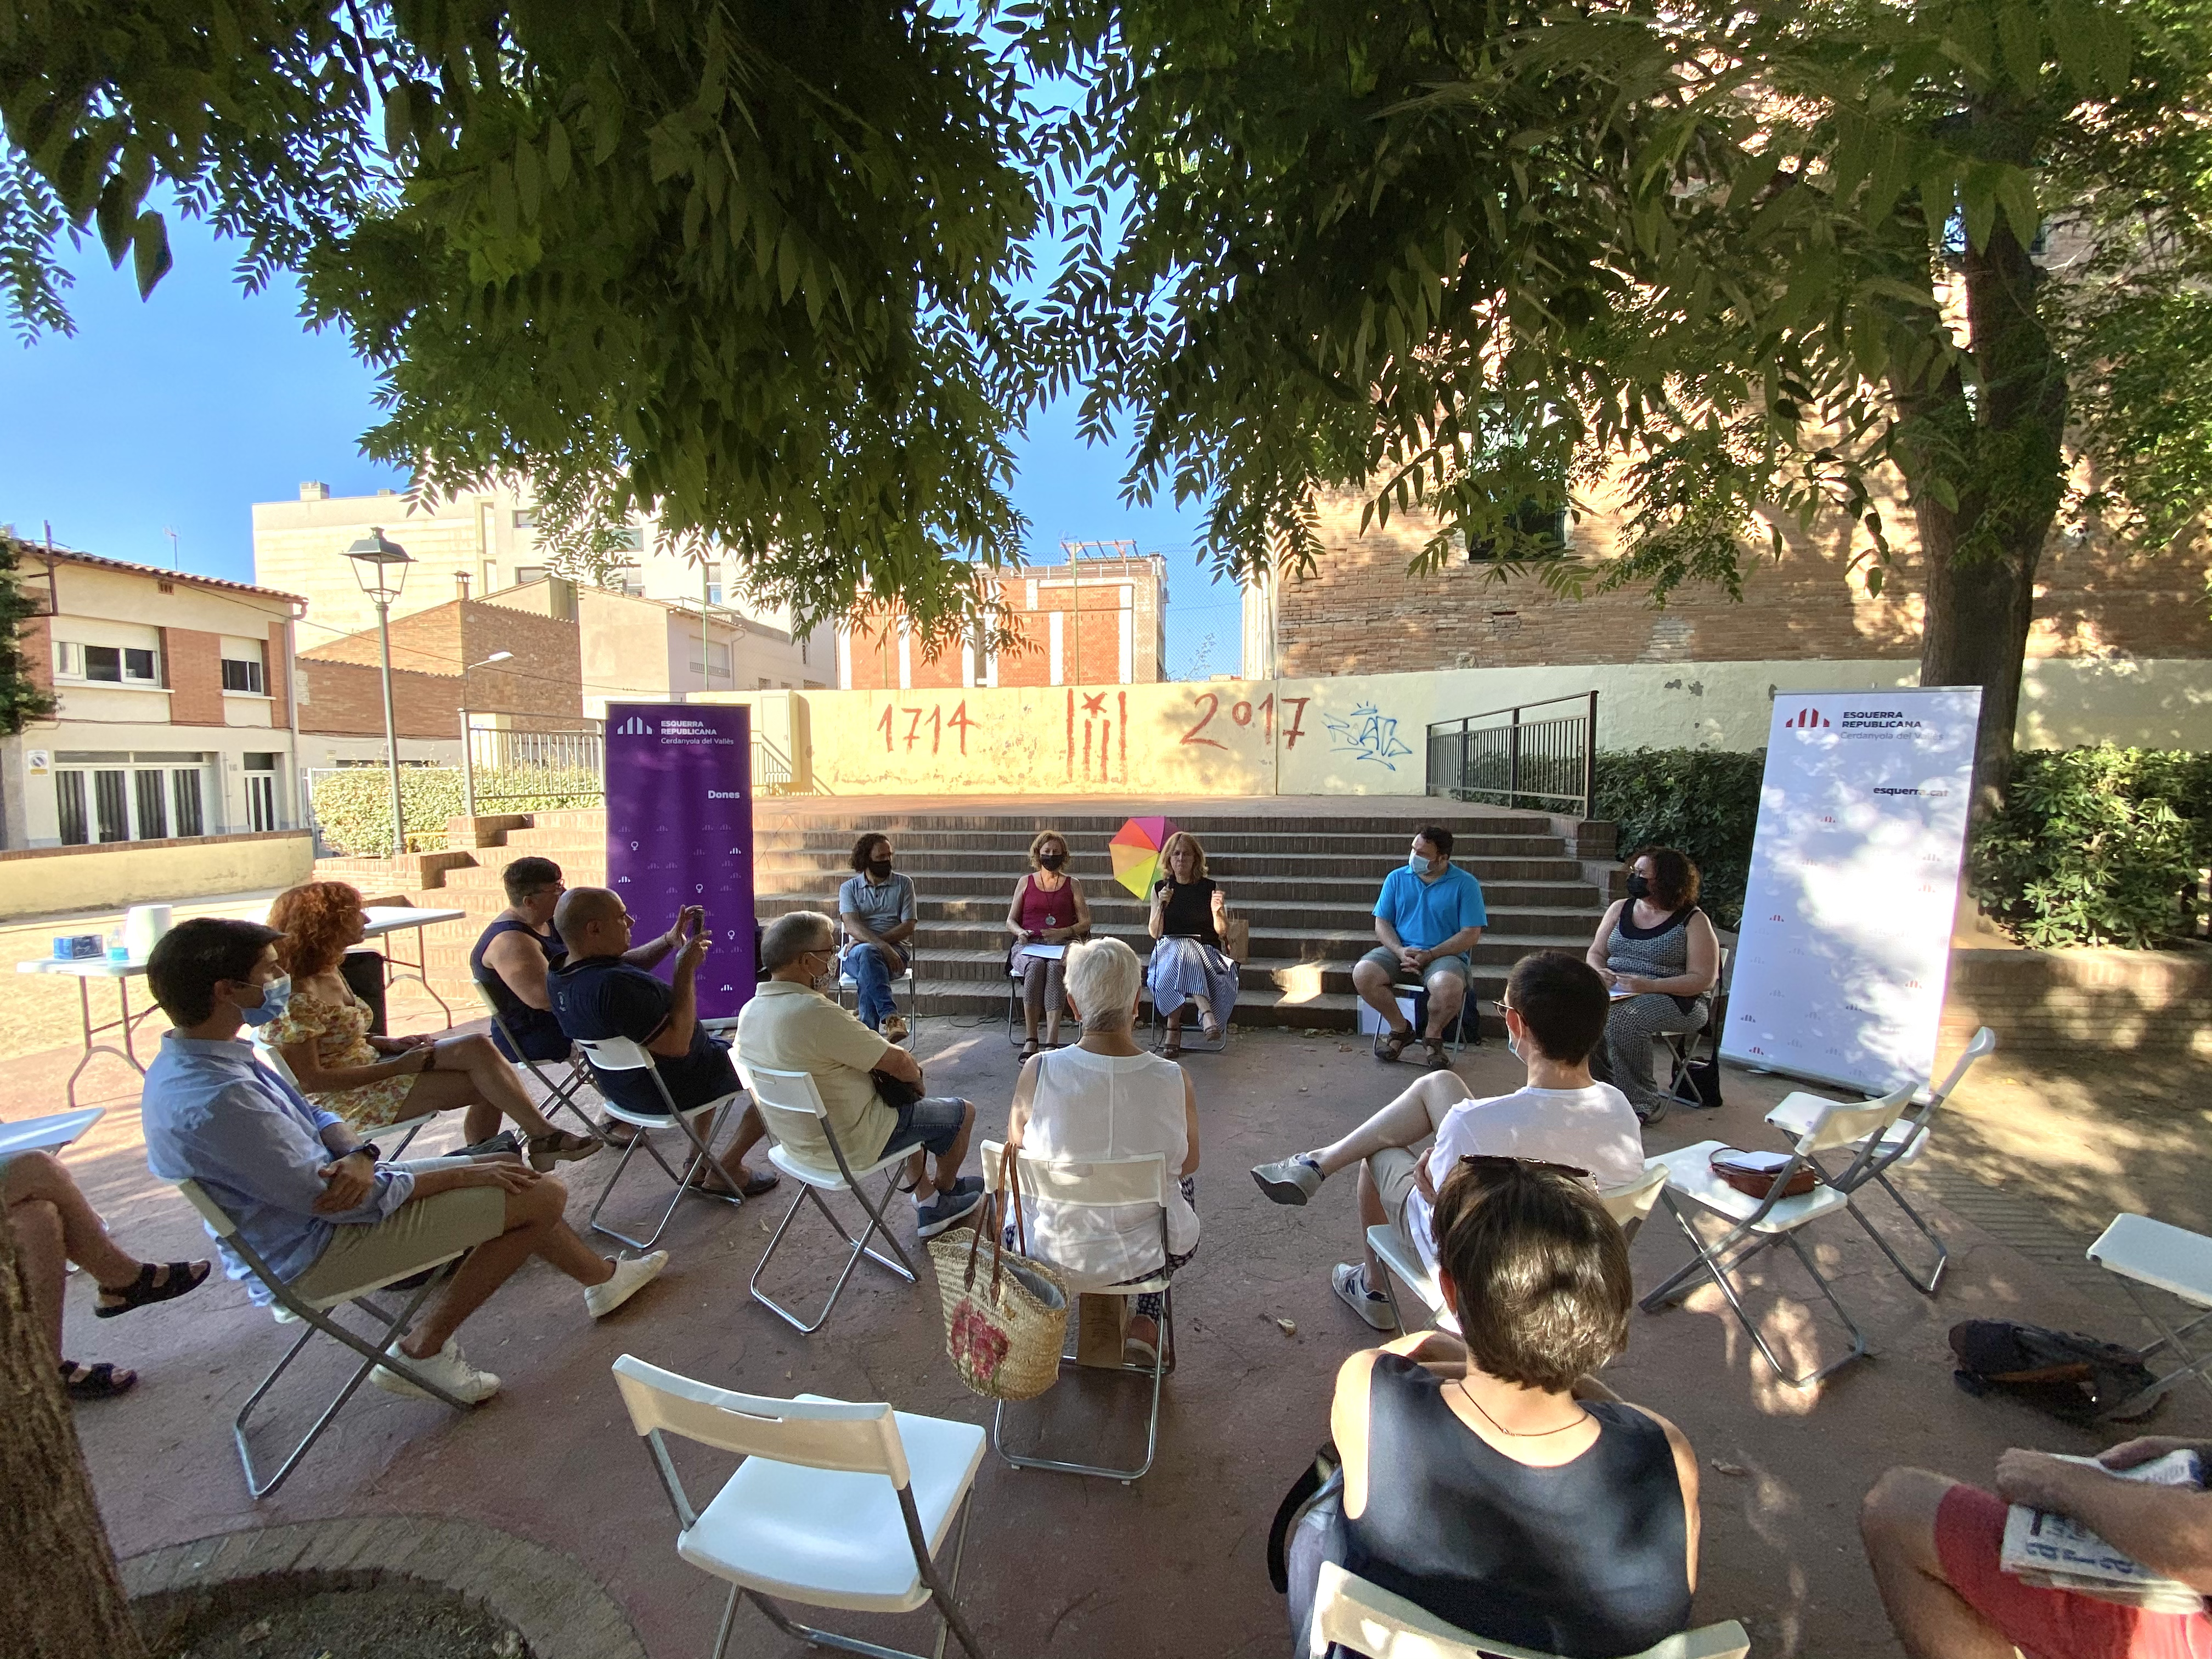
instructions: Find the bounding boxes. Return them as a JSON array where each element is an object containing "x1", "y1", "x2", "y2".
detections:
[
  {"x1": 1, "y1": 1152, "x2": 142, "y2": 1290},
  {"x1": 403, "y1": 1034, "x2": 560, "y2": 1142},
  {"x1": 1357, "y1": 1164, "x2": 1391, "y2": 1285},
  {"x1": 1022, "y1": 959, "x2": 1044, "y2": 1043},
  {"x1": 403, "y1": 1176, "x2": 612, "y2": 1356},
  {"x1": 1308, "y1": 1070, "x2": 1472, "y2": 1179},
  {"x1": 1423, "y1": 969, "x2": 1466, "y2": 1042},
  {"x1": 8, "y1": 1197, "x2": 68, "y2": 1359},
  {"x1": 1860, "y1": 1469, "x2": 2014, "y2": 1659},
  {"x1": 1351, "y1": 958, "x2": 1412, "y2": 1035},
  {"x1": 928, "y1": 1102, "x2": 977, "y2": 1198}
]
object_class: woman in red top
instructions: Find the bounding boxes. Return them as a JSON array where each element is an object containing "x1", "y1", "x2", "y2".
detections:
[{"x1": 1006, "y1": 830, "x2": 1092, "y2": 1058}]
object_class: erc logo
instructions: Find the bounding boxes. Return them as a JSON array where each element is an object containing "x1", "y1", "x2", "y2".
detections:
[
  {"x1": 616, "y1": 715, "x2": 655, "y2": 736},
  {"x1": 1783, "y1": 708, "x2": 1831, "y2": 729}
]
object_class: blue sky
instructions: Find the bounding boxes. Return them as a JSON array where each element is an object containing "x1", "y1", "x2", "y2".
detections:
[{"x1": 0, "y1": 214, "x2": 1244, "y2": 678}]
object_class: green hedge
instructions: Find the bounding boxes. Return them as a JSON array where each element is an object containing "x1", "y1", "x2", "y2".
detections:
[
  {"x1": 1971, "y1": 746, "x2": 2212, "y2": 949},
  {"x1": 1592, "y1": 748, "x2": 1765, "y2": 930},
  {"x1": 309, "y1": 766, "x2": 601, "y2": 856}
]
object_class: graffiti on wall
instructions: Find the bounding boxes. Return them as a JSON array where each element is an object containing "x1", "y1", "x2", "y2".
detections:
[
  {"x1": 1068, "y1": 689, "x2": 1127, "y2": 780},
  {"x1": 1324, "y1": 702, "x2": 1414, "y2": 770},
  {"x1": 877, "y1": 700, "x2": 977, "y2": 756},
  {"x1": 1179, "y1": 690, "x2": 1310, "y2": 751}
]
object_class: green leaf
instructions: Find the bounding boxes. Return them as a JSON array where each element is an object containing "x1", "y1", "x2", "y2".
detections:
[
  {"x1": 382, "y1": 88, "x2": 411, "y2": 156},
  {"x1": 515, "y1": 138, "x2": 542, "y2": 223},
  {"x1": 131, "y1": 209, "x2": 171, "y2": 297},
  {"x1": 93, "y1": 173, "x2": 133, "y2": 266},
  {"x1": 546, "y1": 117, "x2": 571, "y2": 189},
  {"x1": 1959, "y1": 167, "x2": 1997, "y2": 252},
  {"x1": 1996, "y1": 3, "x2": 2043, "y2": 90}
]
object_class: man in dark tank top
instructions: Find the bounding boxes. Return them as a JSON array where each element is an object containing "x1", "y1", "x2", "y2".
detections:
[{"x1": 472, "y1": 856, "x2": 574, "y2": 1063}]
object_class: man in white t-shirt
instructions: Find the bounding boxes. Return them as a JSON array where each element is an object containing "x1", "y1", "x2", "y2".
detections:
[{"x1": 1251, "y1": 951, "x2": 1646, "y2": 1329}]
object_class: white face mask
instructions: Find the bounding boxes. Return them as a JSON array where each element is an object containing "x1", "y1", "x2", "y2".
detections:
[
  {"x1": 239, "y1": 973, "x2": 291, "y2": 1028},
  {"x1": 1408, "y1": 850, "x2": 1431, "y2": 873},
  {"x1": 1506, "y1": 1027, "x2": 1523, "y2": 1062}
]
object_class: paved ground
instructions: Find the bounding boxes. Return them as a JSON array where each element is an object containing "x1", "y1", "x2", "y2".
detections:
[{"x1": 18, "y1": 997, "x2": 2211, "y2": 1659}]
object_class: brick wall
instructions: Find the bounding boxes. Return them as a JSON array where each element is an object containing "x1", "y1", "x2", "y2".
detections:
[
  {"x1": 845, "y1": 558, "x2": 1166, "y2": 689},
  {"x1": 297, "y1": 659, "x2": 464, "y2": 739},
  {"x1": 302, "y1": 597, "x2": 581, "y2": 719},
  {"x1": 162, "y1": 627, "x2": 227, "y2": 725},
  {"x1": 264, "y1": 619, "x2": 290, "y2": 720},
  {"x1": 1274, "y1": 484, "x2": 2212, "y2": 676},
  {"x1": 18, "y1": 612, "x2": 50, "y2": 695}
]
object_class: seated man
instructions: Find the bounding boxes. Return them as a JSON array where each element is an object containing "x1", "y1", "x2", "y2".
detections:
[
  {"x1": 1251, "y1": 951, "x2": 1646, "y2": 1330},
  {"x1": 737, "y1": 910, "x2": 983, "y2": 1239},
  {"x1": 839, "y1": 832, "x2": 916, "y2": 1042},
  {"x1": 472, "y1": 855, "x2": 574, "y2": 1064},
  {"x1": 1354, "y1": 825, "x2": 1487, "y2": 1068},
  {"x1": 1863, "y1": 1439, "x2": 2212, "y2": 1659},
  {"x1": 141, "y1": 918, "x2": 668, "y2": 1404},
  {"x1": 547, "y1": 889, "x2": 778, "y2": 1196}
]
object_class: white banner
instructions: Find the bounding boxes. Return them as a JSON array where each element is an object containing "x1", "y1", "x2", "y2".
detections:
[{"x1": 1720, "y1": 686, "x2": 1982, "y2": 1096}]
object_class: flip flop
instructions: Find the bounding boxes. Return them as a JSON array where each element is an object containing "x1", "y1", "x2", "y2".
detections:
[
  {"x1": 94, "y1": 1259, "x2": 211, "y2": 1319},
  {"x1": 685, "y1": 1165, "x2": 781, "y2": 1198},
  {"x1": 60, "y1": 1360, "x2": 137, "y2": 1399}
]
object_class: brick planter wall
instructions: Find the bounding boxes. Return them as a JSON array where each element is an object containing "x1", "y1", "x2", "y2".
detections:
[{"x1": 1943, "y1": 945, "x2": 2212, "y2": 1057}]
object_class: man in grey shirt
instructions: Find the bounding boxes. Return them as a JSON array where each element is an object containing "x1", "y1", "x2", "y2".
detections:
[{"x1": 839, "y1": 832, "x2": 917, "y2": 1041}]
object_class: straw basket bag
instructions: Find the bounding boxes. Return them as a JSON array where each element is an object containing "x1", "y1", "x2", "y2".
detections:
[{"x1": 928, "y1": 1153, "x2": 1069, "y2": 1401}]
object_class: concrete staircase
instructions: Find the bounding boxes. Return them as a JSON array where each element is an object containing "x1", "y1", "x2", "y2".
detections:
[{"x1": 320, "y1": 805, "x2": 1618, "y2": 1038}]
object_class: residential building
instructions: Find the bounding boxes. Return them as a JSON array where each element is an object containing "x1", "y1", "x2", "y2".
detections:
[
  {"x1": 0, "y1": 538, "x2": 307, "y2": 850},
  {"x1": 838, "y1": 549, "x2": 1170, "y2": 690}
]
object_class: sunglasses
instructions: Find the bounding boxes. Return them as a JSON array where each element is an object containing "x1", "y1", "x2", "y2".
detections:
[{"x1": 1456, "y1": 1153, "x2": 1592, "y2": 1182}]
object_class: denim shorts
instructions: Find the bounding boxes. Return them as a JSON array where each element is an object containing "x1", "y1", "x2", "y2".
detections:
[{"x1": 879, "y1": 1094, "x2": 968, "y2": 1159}]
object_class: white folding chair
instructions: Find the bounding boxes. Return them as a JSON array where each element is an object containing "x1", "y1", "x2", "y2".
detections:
[
  {"x1": 1005, "y1": 949, "x2": 1084, "y2": 1049},
  {"x1": 470, "y1": 975, "x2": 601, "y2": 1136},
  {"x1": 2087, "y1": 1214, "x2": 2212, "y2": 1417},
  {"x1": 980, "y1": 1141, "x2": 1175, "y2": 1483},
  {"x1": 737, "y1": 1061, "x2": 918, "y2": 1334},
  {"x1": 1367, "y1": 1162, "x2": 1672, "y2": 1335},
  {"x1": 252, "y1": 1035, "x2": 438, "y2": 1159},
  {"x1": 1640, "y1": 1082, "x2": 1923, "y2": 1389},
  {"x1": 1393, "y1": 977, "x2": 1473, "y2": 1056},
  {"x1": 1760, "y1": 1027, "x2": 1995, "y2": 1295},
  {"x1": 172, "y1": 1177, "x2": 485, "y2": 1499},
  {"x1": 611, "y1": 1355, "x2": 989, "y2": 1659},
  {"x1": 838, "y1": 943, "x2": 920, "y2": 1036},
  {"x1": 1307, "y1": 1560, "x2": 1748, "y2": 1659},
  {"x1": 573, "y1": 1033, "x2": 749, "y2": 1252}
]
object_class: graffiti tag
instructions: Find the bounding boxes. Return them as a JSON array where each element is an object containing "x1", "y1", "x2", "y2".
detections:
[{"x1": 1323, "y1": 703, "x2": 1414, "y2": 770}]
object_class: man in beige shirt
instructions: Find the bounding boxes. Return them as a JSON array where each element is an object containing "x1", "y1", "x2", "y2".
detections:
[{"x1": 737, "y1": 911, "x2": 981, "y2": 1238}]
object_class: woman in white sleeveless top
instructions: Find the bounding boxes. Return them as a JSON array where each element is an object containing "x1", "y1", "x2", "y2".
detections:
[{"x1": 1005, "y1": 937, "x2": 1200, "y2": 1369}]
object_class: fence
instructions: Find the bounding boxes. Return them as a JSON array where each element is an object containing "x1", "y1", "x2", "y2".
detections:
[
  {"x1": 461, "y1": 714, "x2": 607, "y2": 817},
  {"x1": 1426, "y1": 691, "x2": 1598, "y2": 817}
]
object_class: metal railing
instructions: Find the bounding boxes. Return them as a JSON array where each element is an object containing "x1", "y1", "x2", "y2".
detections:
[
  {"x1": 461, "y1": 713, "x2": 605, "y2": 817},
  {"x1": 1426, "y1": 691, "x2": 1598, "y2": 817}
]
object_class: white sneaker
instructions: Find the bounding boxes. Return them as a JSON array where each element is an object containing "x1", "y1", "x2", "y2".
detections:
[
  {"x1": 372, "y1": 1338, "x2": 501, "y2": 1403},
  {"x1": 585, "y1": 1249, "x2": 669, "y2": 1318}
]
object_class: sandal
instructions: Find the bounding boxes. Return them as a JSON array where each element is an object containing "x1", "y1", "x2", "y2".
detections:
[
  {"x1": 1421, "y1": 1039, "x2": 1452, "y2": 1070},
  {"x1": 1373, "y1": 1029, "x2": 1411, "y2": 1063},
  {"x1": 685, "y1": 1164, "x2": 781, "y2": 1198},
  {"x1": 60, "y1": 1360, "x2": 137, "y2": 1400},
  {"x1": 1200, "y1": 1017, "x2": 1223, "y2": 1042},
  {"x1": 526, "y1": 1129, "x2": 603, "y2": 1171},
  {"x1": 94, "y1": 1259, "x2": 211, "y2": 1319},
  {"x1": 1019, "y1": 1039, "x2": 1041, "y2": 1060},
  {"x1": 1161, "y1": 1041, "x2": 1184, "y2": 1060}
]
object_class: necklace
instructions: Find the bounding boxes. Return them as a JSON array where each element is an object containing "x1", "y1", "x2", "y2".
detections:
[{"x1": 1453, "y1": 1378, "x2": 1592, "y2": 1438}]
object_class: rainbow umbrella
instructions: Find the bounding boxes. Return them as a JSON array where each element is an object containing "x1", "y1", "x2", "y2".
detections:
[{"x1": 1109, "y1": 816, "x2": 1182, "y2": 898}]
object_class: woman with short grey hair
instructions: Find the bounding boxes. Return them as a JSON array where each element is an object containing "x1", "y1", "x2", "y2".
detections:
[{"x1": 1005, "y1": 937, "x2": 1199, "y2": 1369}]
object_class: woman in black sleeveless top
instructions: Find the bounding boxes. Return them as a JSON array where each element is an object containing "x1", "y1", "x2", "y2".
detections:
[{"x1": 1289, "y1": 1158, "x2": 1699, "y2": 1657}]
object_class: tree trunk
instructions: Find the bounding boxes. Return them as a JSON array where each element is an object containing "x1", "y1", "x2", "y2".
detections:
[{"x1": 0, "y1": 1215, "x2": 149, "y2": 1659}]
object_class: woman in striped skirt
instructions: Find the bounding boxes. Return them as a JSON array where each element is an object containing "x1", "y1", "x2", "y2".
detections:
[{"x1": 1586, "y1": 846, "x2": 1720, "y2": 1123}]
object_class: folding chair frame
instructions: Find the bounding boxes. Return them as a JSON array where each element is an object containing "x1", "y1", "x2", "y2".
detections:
[
  {"x1": 1640, "y1": 1110, "x2": 1916, "y2": 1391},
  {"x1": 174, "y1": 1181, "x2": 481, "y2": 1500},
  {"x1": 574, "y1": 1036, "x2": 749, "y2": 1252},
  {"x1": 1392, "y1": 979, "x2": 1473, "y2": 1056},
  {"x1": 1005, "y1": 957, "x2": 1085, "y2": 1051},
  {"x1": 623, "y1": 1376, "x2": 987, "y2": 1659},
  {"x1": 471, "y1": 975, "x2": 601, "y2": 1138},
  {"x1": 740, "y1": 1062, "x2": 918, "y2": 1335},
  {"x1": 1655, "y1": 947, "x2": 1731, "y2": 1120},
  {"x1": 1144, "y1": 978, "x2": 1233, "y2": 1056},
  {"x1": 2107, "y1": 1284, "x2": 2212, "y2": 1418},
  {"x1": 255, "y1": 1036, "x2": 438, "y2": 1158},
  {"x1": 837, "y1": 942, "x2": 921, "y2": 1037}
]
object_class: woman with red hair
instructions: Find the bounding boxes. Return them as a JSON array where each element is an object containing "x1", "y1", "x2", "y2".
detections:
[{"x1": 262, "y1": 882, "x2": 597, "y2": 1166}]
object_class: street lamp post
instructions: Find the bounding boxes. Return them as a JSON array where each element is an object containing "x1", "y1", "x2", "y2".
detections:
[{"x1": 345, "y1": 528, "x2": 415, "y2": 859}]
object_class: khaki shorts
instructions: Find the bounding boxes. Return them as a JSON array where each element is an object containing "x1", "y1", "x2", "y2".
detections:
[
  {"x1": 1368, "y1": 1143, "x2": 1432, "y2": 1260},
  {"x1": 290, "y1": 1185, "x2": 506, "y2": 1305},
  {"x1": 1356, "y1": 946, "x2": 1471, "y2": 990}
]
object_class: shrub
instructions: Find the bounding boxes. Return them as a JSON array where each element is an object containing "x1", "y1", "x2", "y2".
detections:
[
  {"x1": 1971, "y1": 746, "x2": 2212, "y2": 949},
  {"x1": 1592, "y1": 748, "x2": 1765, "y2": 930},
  {"x1": 309, "y1": 766, "x2": 601, "y2": 856}
]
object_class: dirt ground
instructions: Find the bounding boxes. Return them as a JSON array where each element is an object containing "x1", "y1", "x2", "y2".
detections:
[
  {"x1": 13, "y1": 1002, "x2": 2211, "y2": 1659},
  {"x1": 158, "y1": 1588, "x2": 524, "y2": 1659}
]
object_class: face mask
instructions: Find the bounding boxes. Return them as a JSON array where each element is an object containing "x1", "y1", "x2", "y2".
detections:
[
  {"x1": 239, "y1": 973, "x2": 291, "y2": 1027},
  {"x1": 867, "y1": 857, "x2": 893, "y2": 879},
  {"x1": 1038, "y1": 850, "x2": 1066, "y2": 870},
  {"x1": 1506, "y1": 1026, "x2": 1524, "y2": 1062},
  {"x1": 1408, "y1": 851, "x2": 1432, "y2": 873},
  {"x1": 1626, "y1": 873, "x2": 1651, "y2": 900}
]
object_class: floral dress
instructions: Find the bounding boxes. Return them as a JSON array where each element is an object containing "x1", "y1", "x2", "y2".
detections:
[{"x1": 263, "y1": 988, "x2": 418, "y2": 1130}]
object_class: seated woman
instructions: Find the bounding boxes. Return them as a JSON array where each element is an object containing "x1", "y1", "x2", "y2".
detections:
[
  {"x1": 4, "y1": 1148, "x2": 210, "y2": 1400},
  {"x1": 1287, "y1": 1158, "x2": 1699, "y2": 1658},
  {"x1": 1584, "y1": 845, "x2": 1720, "y2": 1122},
  {"x1": 1003, "y1": 937, "x2": 1199, "y2": 1370},
  {"x1": 1005, "y1": 830, "x2": 1092, "y2": 1059},
  {"x1": 1146, "y1": 831, "x2": 1238, "y2": 1058},
  {"x1": 264, "y1": 882, "x2": 598, "y2": 1167}
]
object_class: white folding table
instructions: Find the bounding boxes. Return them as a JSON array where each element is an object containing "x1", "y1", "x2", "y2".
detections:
[{"x1": 2088, "y1": 1213, "x2": 2212, "y2": 1415}]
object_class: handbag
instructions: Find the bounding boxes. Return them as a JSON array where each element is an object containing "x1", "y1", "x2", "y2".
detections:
[
  {"x1": 928, "y1": 1152, "x2": 1069, "y2": 1401},
  {"x1": 1949, "y1": 1319, "x2": 2162, "y2": 1425},
  {"x1": 1708, "y1": 1147, "x2": 1819, "y2": 1200}
]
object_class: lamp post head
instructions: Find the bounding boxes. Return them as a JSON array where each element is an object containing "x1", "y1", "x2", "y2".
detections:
[{"x1": 345, "y1": 528, "x2": 414, "y2": 604}]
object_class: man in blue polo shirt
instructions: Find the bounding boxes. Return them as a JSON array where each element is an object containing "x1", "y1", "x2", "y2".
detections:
[{"x1": 1354, "y1": 825, "x2": 1487, "y2": 1068}]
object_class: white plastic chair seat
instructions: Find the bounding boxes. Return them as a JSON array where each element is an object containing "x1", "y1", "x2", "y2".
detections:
[
  {"x1": 1365, "y1": 1223, "x2": 1463, "y2": 1335},
  {"x1": 599, "y1": 1090, "x2": 738, "y2": 1131},
  {"x1": 680, "y1": 1406, "x2": 986, "y2": 1614},
  {"x1": 840, "y1": 967, "x2": 916, "y2": 990},
  {"x1": 2088, "y1": 1215, "x2": 2212, "y2": 1307},
  {"x1": 1763, "y1": 1091, "x2": 1929, "y2": 1164},
  {"x1": 1310, "y1": 1559, "x2": 1748, "y2": 1659},
  {"x1": 766, "y1": 1138, "x2": 913, "y2": 1193},
  {"x1": 1650, "y1": 1141, "x2": 1854, "y2": 1234}
]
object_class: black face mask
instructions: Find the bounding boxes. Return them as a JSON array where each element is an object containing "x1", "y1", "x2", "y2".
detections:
[
  {"x1": 1625, "y1": 873, "x2": 1652, "y2": 900},
  {"x1": 1037, "y1": 850, "x2": 1066, "y2": 870},
  {"x1": 867, "y1": 858, "x2": 893, "y2": 879}
]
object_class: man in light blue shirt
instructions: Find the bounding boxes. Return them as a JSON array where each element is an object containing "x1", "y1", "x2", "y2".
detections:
[
  {"x1": 838, "y1": 831, "x2": 918, "y2": 1041},
  {"x1": 1355, "y1": 825, "x2": 1488, "y2": 1067},
  {"x1": 141, "y1": 917, "x2": 674, "y2": 1404}
]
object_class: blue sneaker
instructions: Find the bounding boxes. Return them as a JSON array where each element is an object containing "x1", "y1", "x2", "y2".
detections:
[{"x1": 916, "y1": 1176, "x2": 986, "y2": 1239}]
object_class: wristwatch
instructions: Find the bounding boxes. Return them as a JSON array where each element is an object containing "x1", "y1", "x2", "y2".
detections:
[{"x1": 351, "y1": 1143, "x2": 382, "y2": 1165}]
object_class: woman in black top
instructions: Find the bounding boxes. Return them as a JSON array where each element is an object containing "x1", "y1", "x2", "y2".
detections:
[
  {"x1": 1585, "y1": 845, "x2": 1720, "y2": 1123},
  {"x1": 1145, "y1": 832, "x2": 1238, "y2": 1057},
  {"x1": 1287, "y1": 1158, "x2": 1700, "y2": 1658}
]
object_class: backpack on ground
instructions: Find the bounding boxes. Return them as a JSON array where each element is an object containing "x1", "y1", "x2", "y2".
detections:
[{"x1": 1949, "y1": 1319, "x2": 2161, "y2": 1425}]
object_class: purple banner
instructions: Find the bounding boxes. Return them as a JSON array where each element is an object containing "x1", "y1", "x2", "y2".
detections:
[{"x1": 604, "y1": 702, "x2": 757, "y2": 1020}]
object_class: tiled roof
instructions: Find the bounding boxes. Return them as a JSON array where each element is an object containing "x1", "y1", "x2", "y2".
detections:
[{"x1": 9, "y1": 539, "x2": 308, "y2": 608}]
